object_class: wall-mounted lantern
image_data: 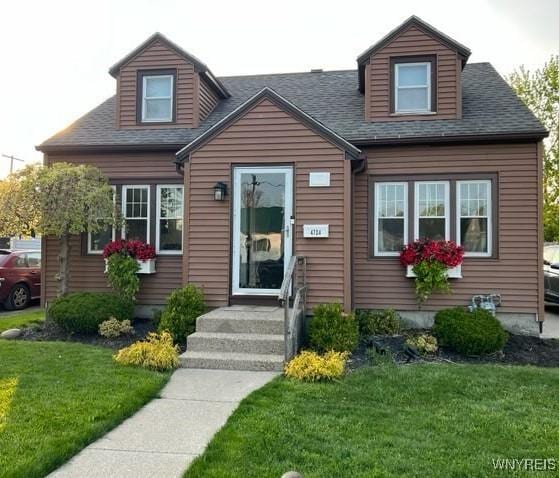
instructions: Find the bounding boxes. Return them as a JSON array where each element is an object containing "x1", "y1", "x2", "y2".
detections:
[{"x1": 213, "y1": 182, "x2": 227, "y2": 201}]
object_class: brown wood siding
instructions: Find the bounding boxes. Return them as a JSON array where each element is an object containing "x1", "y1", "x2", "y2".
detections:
[
  {"x1": 353, "y1": 142, "x2": 540, "y2": 315},
  {"x1": 117, "y1": 39, "x2": 197, "y2": 129},
  {"x1": 186, "y1": 98, "x2": 350, "y2": 309},
  {"x1": 43, "y1": 236, "x2": 182, "y2": 305},
  {"x1": 42, "y1": 152, "x2": 183, "y2": 305},
  {"x1": 366, "y1": 25, "x2": 460, "y2": 121},
  {"x1": 199, "y1": 77, "x2": 220, "y2": 121}
]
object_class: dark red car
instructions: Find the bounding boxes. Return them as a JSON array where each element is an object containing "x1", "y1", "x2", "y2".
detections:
[{"x1": 0, "y1": 250, "x2": 41, "y2": 310}]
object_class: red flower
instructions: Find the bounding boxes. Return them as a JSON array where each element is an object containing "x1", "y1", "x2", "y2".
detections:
[
  {"x1": 103, "y1": 240, "x2": 156, "y2": 261},
  {"x1": 399, "y1": 239, "x2": 463, "y2": 268}
]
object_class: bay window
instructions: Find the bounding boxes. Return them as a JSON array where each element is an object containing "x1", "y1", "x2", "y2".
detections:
[
  {"x1": 122, "y1": 185, "x2": 150, "y2": 243},
  {"x1": 457, "y1": 180, "x2": 492, "y2": 256},
  {"x1": 156, "y1": 185, "x2": 184, "y2": 254},
  {"x1": 374, "y1": 182, "x2": 408, "y2": 256}
]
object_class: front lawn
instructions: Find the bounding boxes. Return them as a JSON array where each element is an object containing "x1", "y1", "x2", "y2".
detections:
[
  {"x1": 0, "y1": 341, "x2": 170, "y2": 478},
  {"x1": 186, "y1": 363, "x2": 559, "y2": 478},
  {"x1": 0, "y1": 309, "x2": 44, "y2": 332}
]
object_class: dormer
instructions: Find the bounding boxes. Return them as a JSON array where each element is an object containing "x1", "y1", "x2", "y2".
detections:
[
  {"x1": 109, "y1": 33, "x2": 229, "y2": 129},
  {"x1": 357, "y1": 16, "x2": 470, "y2": 122}
]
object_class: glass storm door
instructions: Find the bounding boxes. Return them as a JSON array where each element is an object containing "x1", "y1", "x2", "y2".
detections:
[{"x1": 232, "y1": 166, "x2": 293, "y2": 295}]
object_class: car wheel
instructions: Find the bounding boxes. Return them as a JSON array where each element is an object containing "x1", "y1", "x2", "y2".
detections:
[{"x1": 4, "y1": 284, "x2": 30, "y2": 311}]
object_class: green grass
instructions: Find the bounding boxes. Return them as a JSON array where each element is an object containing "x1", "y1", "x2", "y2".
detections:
[
  {"x1": 0, "y1": 309, "x2": 45, "y2": 332},
  {"x1": 185, "y1": 364, "x2": 559, "y2": 478},
  {"x1": 0, "y1": 341, "x2": 170, "y2": 478}
]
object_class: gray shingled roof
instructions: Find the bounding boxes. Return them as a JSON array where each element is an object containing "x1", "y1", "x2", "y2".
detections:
[{"x1": 37, "y1": 63, "x2": 546, "y2": 152}]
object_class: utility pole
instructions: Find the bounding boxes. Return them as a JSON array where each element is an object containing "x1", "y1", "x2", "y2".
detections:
[{"x1": 1, "y1": 154, "x2": 25, "y2": 174}]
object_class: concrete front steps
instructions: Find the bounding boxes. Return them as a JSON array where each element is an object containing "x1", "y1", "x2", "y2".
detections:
[{"x1": 180, "y1": 306, "x2": 285, "y2": 371}]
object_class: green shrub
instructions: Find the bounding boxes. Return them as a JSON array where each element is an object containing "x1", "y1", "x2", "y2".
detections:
[
  {"x1": 114, "y1": 331, "x2": 179, "y2": 371},
  {"x1": 49, "y1": 292, "x2": 134, "y2": 335},
  {"x1": 309, "y1": 303, "x2": 358, "y2": 353},
  {"x1": 106, "y1": 254, "x2": 140, "y2": 301},
  {"x1": 158, "y1": 284, "x2": 206, "y2": 344},
  {"x1": 357, "y1": 309, "x2": 401, "y2": 336},
  {"x1": 433, "y1": 307, "x2": 508, "y2": 356},
  {"x1": 99, "y1": 318, "x2": 134, "y2": 338}
]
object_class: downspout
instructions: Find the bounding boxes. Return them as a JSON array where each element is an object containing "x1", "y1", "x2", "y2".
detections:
[
  {"x1": 174, "y1": 159, "x2": 185, "y2": 176},
  {"x1": 350, "y1": 154, "x2": 367, "y2": 310}
]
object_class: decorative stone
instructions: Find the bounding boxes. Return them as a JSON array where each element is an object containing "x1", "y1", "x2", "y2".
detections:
[
  {"x1": 281, "y1": 472, "x2": 303, "y2": 478},
  {"x1": 0, "y1": 328, "x2": 22, "y2": 339}
]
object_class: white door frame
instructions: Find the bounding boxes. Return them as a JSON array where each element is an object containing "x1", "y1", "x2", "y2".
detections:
[{"x1": 232, "y1": 166, "x2": 293, "y2": 296}]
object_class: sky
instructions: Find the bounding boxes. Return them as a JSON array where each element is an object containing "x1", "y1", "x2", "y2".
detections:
[{"x1": 0, "y1": 0, "x2": 557, "y2": 178}]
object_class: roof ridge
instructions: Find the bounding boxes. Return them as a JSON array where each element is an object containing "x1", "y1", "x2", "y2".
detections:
[{"x1": 218, "y1": 69, "x2": 357, "y2": 80}]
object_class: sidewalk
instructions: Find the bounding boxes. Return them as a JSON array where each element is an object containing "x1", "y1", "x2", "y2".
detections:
[{"x1": 49, "y1": 369, "x2": 278, "y2": 478}]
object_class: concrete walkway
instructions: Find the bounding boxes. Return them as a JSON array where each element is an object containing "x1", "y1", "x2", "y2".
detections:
[{"x1": 49, "y1": 369, "x2": 278, "y2": 478}]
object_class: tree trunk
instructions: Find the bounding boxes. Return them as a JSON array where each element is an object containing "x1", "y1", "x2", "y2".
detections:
[{"x1": 57, "y1": 234, "x2": 70, "y2": 297}]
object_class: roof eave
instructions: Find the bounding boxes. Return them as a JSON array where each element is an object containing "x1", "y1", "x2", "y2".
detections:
[
  {"x1": 35, "y1": 143, "x2": 187, "y2": 154},
  {"x1": 350, "y1": 130, "x2": 549, "y2": 147}
]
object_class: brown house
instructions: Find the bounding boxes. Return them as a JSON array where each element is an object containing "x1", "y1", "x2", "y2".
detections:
[{"x1": 38, "y1": 16, "x2": 547, "y2": 338}]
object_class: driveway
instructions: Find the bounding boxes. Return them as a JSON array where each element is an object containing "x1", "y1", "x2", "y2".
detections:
[
  {"x1": 0, "y1": 303, "x2": 41, "y2": 316},
  {"x1": 543, "y1": 305, "x2": 559, "y2": 339}
]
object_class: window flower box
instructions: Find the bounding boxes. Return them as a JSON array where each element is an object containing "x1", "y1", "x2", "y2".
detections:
[
  {"x1": 406, "y1": 264, "x2": 462, "y2": 279},
  {"x1": 104, "y1": 258, "x2": 156, "y2": 274},
  {"x1": 137, "y1": 258, "x2": 156, "y2": 274}
]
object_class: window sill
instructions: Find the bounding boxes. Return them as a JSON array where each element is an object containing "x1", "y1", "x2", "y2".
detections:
[{"x1": 390, "y1": 111, "x2": 437, "y2": 117}]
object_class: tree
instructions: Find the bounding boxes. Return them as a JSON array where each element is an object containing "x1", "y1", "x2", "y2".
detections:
[
  {"x1": 0, "y1": 165, "x2": 41, "y2": 238},
  {"x1": 0, "y1": 163, "x2": 119, "y2": 296},
  {"x1": 508, "y1": 56, "x2": 559, "y2": 241}
]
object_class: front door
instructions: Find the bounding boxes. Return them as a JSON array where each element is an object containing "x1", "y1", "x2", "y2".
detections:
[{"x1": 232, "y1": 166, "x2": 293, "y2": 296}]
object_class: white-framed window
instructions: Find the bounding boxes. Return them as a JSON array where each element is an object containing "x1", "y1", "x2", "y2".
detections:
[
  {"x1": 88, "y1": 186, "x2": 116, "y2": 254},
  {"x1": 395, "y1": 62, "x2": 431, "y2": 113},
  {"x1": 122, "y1": 185, "x2": 150, "y2": 243},
  {"x1": 156, "y1": 185, "x2": 184, "y2": 254},
  {"x1": 374, "y1": 182, "x2": 408, "y2": 256},
  {"x1": 457, "y1": 180, "x2": 492, "y2": 256},
  {"x1": 142, "y1": 75, "x2": 173, "y2": 122},
  {"x1": 414, "y1": 181, "x2": 450, "y2": 241}
]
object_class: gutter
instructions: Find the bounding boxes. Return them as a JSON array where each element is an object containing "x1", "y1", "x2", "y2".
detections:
[{"x1": 349, "y1": 131, "x2": 549, "y2": 147}]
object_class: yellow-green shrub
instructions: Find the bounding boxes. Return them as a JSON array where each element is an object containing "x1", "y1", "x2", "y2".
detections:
[
  {"x1": 284, "y1": 350, "x2": 348, "y2": 382},
  {"x1": 113, "y1": 332, "x2": 179, "y2": 371},
  {"x1": 405, "y1": 334, "x2": 438, "y2": 355},
  {"x1": 99, "y1": 318, "x2": 134, "y2": 338}
]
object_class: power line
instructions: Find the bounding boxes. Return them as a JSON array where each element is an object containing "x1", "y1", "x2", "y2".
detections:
[{"x1": 1, "y1": 154, "x2": 25, "y2": 174}]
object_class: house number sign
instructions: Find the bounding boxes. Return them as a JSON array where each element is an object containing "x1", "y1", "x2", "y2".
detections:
[{"x1": 303, "y1": 224, "x2": 329, "y2": 238}]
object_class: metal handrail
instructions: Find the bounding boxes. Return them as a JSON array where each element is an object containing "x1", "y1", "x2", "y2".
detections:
[{"x1": 278, "y1": 256, "x2": 307, "y2": 361}]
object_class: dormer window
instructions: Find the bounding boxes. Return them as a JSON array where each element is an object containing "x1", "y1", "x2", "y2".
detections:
[
  {"x1": 391, "y1": 56, "x2": 436, "y2": 114},
  {"x1": 138, "y1": 70, "x2": 176, "y2": 123}
]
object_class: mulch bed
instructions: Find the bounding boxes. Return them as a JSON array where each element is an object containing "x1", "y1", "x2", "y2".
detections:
[
  {"x1": 349, "y1": 331, "x2": 559, "y2": 370},
  {"x1": 19, "y1": 318, "x2": 157, "y2": 350}
]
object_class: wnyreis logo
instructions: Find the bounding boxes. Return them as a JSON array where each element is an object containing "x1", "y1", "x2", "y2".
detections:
[{"x1": 492, "y1": 458, "x2": 557, "y2": 471}]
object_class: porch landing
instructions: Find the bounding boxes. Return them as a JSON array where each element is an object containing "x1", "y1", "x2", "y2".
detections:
[{"x1": 180, "y1": 306, "x2": 285, "y2": 371}]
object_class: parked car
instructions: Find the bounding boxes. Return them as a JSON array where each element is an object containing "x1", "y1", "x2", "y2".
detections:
[
  {"x1": 0, "y1": 249, "x2": 41, "y2": 310},
  {"x1": 544, "y1": 245, "x2": 559, "y2": 303}
]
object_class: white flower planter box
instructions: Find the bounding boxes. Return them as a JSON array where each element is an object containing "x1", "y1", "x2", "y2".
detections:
[
  {"x1": 137, "y1": 259, "x2": 156, "y2": 274},
  {"x1": 406, "y1": 264, "x2": 462, "y2": 279},
  {"x1": 104, "y1": 258, "x2": 156, "y2": 274}
]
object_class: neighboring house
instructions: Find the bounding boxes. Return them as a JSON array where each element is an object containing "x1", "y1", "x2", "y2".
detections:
[{"x1": 37, "y1": 16, "x2": 547, "y2": 335}]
